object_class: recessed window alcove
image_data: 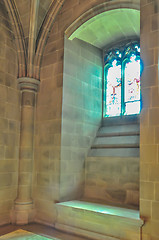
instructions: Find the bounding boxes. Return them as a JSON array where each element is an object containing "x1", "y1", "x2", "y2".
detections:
[{"x1": 56, "y1": 5, "x2": 144, "y2": 240}]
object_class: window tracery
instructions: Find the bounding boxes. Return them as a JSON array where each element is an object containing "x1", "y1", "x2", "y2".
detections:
[{"x1": 104, "y1": 42, "x2": 141, "y2": 117}]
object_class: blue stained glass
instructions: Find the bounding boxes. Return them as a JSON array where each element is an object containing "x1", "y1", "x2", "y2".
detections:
[{"x1": 135, "y1": 45, "x2": 140, "y2": 52}]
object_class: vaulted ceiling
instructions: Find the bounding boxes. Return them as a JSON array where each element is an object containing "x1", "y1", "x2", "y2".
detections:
[
  {"x1": 4, "y1": 0, "x2": 64, "y2": 79},
  {"x1": 70, "y1": 8, "x2": 140, "y2": 49},
  {"x1": 14, "y1": 0, "x2": 52, "y2": 42}
]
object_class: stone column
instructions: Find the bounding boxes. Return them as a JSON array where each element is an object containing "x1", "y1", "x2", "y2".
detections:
[{"x1": 11, "y1": 77, "x2": 39, "y2": 225}]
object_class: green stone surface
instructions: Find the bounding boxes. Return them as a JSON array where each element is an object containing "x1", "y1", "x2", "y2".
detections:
[{"x1": 0, "y1": 229, "x2": 59, "y2": 240}]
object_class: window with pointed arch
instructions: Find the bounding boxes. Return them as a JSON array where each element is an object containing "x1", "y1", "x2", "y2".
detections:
[{"x1": 104, "y1": 41, "x2": 141, "y2": 117}]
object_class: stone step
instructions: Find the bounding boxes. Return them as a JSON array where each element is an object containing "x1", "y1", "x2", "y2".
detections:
[
  {"x1": 98, "y1": 124, "x2": 139, "y2": 136},
  {"x1": 93, "y1": 135, "x2": 139, "y2": 146},
  {"x1": 55, "y1": 200, "x2": 143, "y2": 240},
  {"x1": 102, "y1": 115, "x2": 140, "y2": 126},
  {"x1": 91, "y1": 144, "x2": 139, "y2": 149},
  {"x1": 88, "y1": 147, "x2": 139, "y2": 157},
  {"x1": 86, "y1": 156, "x2": 140, "y2": 161}
]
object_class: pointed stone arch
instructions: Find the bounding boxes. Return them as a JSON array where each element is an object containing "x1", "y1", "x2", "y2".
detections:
[
  {"x1": 4, "y1": 0, "x2": 26, "y2": 77},
  {"x1": 65, "y1": 0, "x2": 140, "y2": 40},
  {"x1": 33, "y1": 0, "x2": 65, "y2": 79}
]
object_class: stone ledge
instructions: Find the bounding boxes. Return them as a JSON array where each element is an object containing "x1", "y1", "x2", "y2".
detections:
[
  {"x1": 55, "y1": 223, "x2": 118, "y2": 240},
  {"x1": 56, "y1": 200, "x2": 144, "y2": 240}
]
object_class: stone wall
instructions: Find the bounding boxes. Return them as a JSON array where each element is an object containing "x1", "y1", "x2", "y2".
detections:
[
  {"x1": 33, "y1": 0, "x2": 106, "y2": 225},
  {"x1": 0, "y1": 1, "x2": 20, "y2": 225},
  {"x1": 33, "y1": 18, "x2": 64, "y2": 225},
  {"x1": 32, "y1": 1, "x2": 159, "y2": 239},
  {"x1": 1, "y1": 1, "x2": 159, "y2": 239},
  {"x1": 84, "y1": 156, "x2": 139, "y2": 208},
  {"x1": 140, "y1": 0, "x2": 159, "y2": 239},
  {"x1": 60, "y1": 37, "x2": 102, "y2": 201},
  {"x1": 33, "y1": 0, "x2": 141, "y2": 227}
]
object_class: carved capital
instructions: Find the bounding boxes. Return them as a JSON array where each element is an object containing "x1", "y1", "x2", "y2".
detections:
[{"x1": 18, "y1": 77, "x2": 40, "y2": 92}]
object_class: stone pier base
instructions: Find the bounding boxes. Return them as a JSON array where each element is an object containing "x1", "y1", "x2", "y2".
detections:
[{"x1": 10, "y1": 202, "x2": 35, "y2": 225}]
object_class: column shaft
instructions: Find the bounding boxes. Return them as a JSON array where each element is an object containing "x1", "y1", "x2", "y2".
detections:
[
  {"x1": 16, "y1": 91, "x2": 35, "y2": 204},
  {"x1": 11, "y1": 77, "x2": 39, "y2": 225}
]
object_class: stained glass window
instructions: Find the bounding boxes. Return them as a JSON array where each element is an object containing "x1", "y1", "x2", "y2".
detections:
[
  {"x1": 104, "y1": 42, "x2": 141, "y2": 117},
  {"x1": 106, "y1": 60, "x2": 121, "y2": 117}
]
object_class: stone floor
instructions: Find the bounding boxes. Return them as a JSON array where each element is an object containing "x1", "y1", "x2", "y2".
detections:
[
  {"x1": 0, "y1": 224, "x2": 89, "y2": 240},
  {"x1": 0, "y1": 229, "x2": 54, "y2": 239}
]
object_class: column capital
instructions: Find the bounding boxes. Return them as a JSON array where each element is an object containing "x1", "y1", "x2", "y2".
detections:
[{"x1": 18, "y1": 77, "x2": 40, "y2": 92}]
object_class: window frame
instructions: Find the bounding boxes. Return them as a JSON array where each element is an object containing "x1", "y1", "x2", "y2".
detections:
[{"x1": 103, "y1": 40, "x2": 141, "y2": 118}]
